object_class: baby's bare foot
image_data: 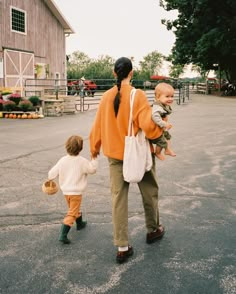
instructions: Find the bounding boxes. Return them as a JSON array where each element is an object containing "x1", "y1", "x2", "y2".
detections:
[
  {"x1": 155, "y1": 153, "x2": 165, "y2": 160},
  {"x1": 165, "y1": 149, "x2": 176, "y2": 157}
]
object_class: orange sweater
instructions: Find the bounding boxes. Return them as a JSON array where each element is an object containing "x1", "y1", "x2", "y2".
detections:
[{"x1": 90, "y1": 84, "x2": 163, "y2": 160}]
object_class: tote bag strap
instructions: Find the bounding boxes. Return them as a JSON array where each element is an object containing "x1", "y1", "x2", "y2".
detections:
[{"x1": 128, "y1": 88, "x2": 136, "y2": 136}]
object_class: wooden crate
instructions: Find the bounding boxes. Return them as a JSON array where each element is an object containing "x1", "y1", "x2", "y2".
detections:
[{"x1": 63, "y1": 96, "x2": 76, "y2": 114}]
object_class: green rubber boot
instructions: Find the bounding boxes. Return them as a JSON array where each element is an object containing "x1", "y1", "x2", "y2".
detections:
[
  {"x1": 76, "y1": 214, "x2": 87, "y2": 230},
  {"x1": 59, "y1": 224, "x2": 71, "y2": 244}
]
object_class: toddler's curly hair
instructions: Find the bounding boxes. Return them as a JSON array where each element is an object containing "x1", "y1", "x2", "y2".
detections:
[{"x1": 65, "y1": 135, "x2": 83, "y2": 156}]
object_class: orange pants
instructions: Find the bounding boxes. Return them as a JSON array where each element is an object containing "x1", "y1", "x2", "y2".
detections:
[{"x1": 63, "y1": 195, "x2": 82, "y2": 227}]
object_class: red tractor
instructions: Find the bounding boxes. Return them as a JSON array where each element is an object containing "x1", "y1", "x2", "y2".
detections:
[{"x1": 68, "y1": 79, "x2": 97, "y2": 96}]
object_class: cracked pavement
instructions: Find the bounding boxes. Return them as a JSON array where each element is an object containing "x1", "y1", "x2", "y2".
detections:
[{"x1": 0, "y1": 94, "x2": 236, "y2": 294}]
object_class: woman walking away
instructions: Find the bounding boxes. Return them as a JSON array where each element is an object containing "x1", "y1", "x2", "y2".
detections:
[{"x1": 90, "y1": 57, "x2": 165, "y2": 263}]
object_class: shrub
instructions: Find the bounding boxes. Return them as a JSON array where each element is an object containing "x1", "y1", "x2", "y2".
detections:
[
  {"x1": 8, "y1": 93, "x2": 22, "y2": 105},
  {"x1": 18, "y1": 100, "x2": 33, "y2": 112},
  {"x1": 1, "y1": 91, "x2": 12, "y2": 96},
  {"x1": 0, "y1": 98, "x2": 4, "y2": 111},
  {"x1": 3, "y1": 100, "x2": 16, "y2": 111},
  {"x1": 28, "y1": 96, "x2": 40, "y2": 106}
]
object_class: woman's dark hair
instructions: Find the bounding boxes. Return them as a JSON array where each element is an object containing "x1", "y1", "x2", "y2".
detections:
[{"x1": 113, "y1": 57, "x2": 133, "y2": 117}]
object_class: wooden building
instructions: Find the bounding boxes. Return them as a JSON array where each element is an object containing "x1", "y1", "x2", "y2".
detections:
[{"x1": 0, "y1": 0, "x2": 74, "y2": 92}]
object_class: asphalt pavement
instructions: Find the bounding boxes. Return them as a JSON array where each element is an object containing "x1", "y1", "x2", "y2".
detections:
[{"x1": 0, "y1": 93, "x2": 235, "y2": 294}]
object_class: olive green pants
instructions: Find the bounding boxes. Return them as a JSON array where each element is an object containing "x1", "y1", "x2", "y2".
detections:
[
  {"x1": 108, "y1": 155, "x2": 160, "y2": 247},
  {"x1": 154, "y1": 130, "x2": 171, "y2": 149}
]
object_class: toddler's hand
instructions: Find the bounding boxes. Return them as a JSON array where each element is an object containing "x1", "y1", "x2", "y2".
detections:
[{"x1": 91, "y1": 151, "x2": 99, "y2": 159}]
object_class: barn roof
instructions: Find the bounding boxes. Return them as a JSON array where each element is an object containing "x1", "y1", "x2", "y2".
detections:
[{"x1": 44, "y1": 0, "x2": 75, "y2": 34}]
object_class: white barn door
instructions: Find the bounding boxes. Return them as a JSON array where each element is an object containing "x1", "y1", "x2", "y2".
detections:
[{"x1": 4, "y1": 49, "x2": 34, "y2": 93}]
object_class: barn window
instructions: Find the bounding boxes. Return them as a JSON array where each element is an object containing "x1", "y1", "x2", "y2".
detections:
[{"x1": 11, "y1": 7, "x2": 26, "y2": 34}]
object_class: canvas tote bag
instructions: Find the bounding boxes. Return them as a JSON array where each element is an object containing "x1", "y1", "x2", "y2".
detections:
[{"x1": 123, "y1": 89, "x2": 152, "y2": 183}]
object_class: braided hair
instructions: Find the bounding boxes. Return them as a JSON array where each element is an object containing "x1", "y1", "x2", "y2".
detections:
[{"x1": 113, "y1": 57, "x2": 133, "y2": 117}]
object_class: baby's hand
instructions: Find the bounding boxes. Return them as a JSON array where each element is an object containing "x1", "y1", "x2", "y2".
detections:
[{"x1": 165, "y1": 123, "x2": 172, "y2": 130}]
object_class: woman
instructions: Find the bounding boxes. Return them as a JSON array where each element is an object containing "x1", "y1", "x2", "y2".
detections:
[{"x1": 90, "y1": 57, "x2": 165, "y2": 264}]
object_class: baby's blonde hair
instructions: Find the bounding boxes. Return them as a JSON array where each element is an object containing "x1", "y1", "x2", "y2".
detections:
[{"x1": 155, "y1": 82, "x2": 174, "y2": 99}]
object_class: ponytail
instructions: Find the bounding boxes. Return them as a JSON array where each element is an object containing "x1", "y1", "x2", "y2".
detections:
[
  {"x1": 114, "y1": 77, "x2": 122, "y2": 117},
  {"x1": 113, "y1": 57, "x2": 133, "y2": 117}
]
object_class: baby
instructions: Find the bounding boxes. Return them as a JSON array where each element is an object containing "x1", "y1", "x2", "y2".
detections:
[{"x1": 151, "y1": 82, "x2": 176, "y2": 160}]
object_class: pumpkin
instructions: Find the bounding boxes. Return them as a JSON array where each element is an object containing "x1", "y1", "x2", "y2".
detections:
[
  {"x1": 12, "y1": 114, "x2": 17, "y2": 119},
  {"x1": 33, "y1": 113, "x2": 39, "y2": 119},
  {"x1": 9, "y1": 113, "x2": 13, "y2": 118},
  {"x1": 5, "y1": 114, "x2": 9, "y2": 118},
  {"x1": 21, "y1": 113, "x2": 27, "y2": 119},
  {"x1": 17, "y1": 114, "x2": 21, "y2": 119}
]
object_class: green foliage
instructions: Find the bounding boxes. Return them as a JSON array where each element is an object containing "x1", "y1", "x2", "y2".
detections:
[
  {"x1": 191, "y1": 64, "x2": 210, "y2": 79},
  {"x1": 28, "y1": 96, "x2": 40, "y2": 106},
  {"x1": 66, "y1": 50, "x2": 166, "y2": 82},
  {"x1": 1, "y1": 91, "x2": 12, "y2": 96},
  {"x1": 18, "y1": 100, "x2": 33, "y2": 112},
  {"x1": 169, "y1": 64, "x2": 185, "y2": 78},
  {"x1": 139, "y1": 51, "x2": 164, "y2": 79},
  {"x1": 67, "y1": 51, "x2": 115, "y2": 79},
  {"x1": 84, "y1": 55, "x2": 115, "y2": 79},
  {"x1": 160, "y1": 0, "x2": 236, "y2": 81},
  {"x1": 67, "y1": 51, "x2": 91, "y2": 79},
  {"x1": 3, "y1": 101, "x2": 16, "y2": 111},
  {"x1": 0, "y1": 99, "x2": 4, "y2": 111},
  {"x1": 8, "y1": 93, "x2": 22, "y2": 105}
]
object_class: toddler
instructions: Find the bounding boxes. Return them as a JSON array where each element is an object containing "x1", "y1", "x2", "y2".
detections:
[{"x1": 48, "y1": 135, "x2": 98, "y2": 244}]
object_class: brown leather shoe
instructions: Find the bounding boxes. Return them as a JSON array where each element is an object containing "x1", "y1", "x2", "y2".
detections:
[
  {"x1": 146, "y1": 225, "x2": 165, "y2": 244},
  {"x1": 116, "y1": 245, "x2": 134, "y2": 264}
]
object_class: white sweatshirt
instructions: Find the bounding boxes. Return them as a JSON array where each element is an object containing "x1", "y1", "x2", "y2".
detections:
[{"x1": 48, "y1": 155, "x2": 98, "y2": 195}]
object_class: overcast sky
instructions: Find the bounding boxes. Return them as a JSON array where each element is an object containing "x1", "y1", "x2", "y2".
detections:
[{"x1": 53, "y1": 0, "x2": 178, "y2": 65}]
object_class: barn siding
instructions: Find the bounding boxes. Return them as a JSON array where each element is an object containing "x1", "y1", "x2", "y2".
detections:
[{"x1": 0, "y1": 0, "x2": 68, "y2": 87}]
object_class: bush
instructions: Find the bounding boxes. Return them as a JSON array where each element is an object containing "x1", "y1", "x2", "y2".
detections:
[
  {"x1": 28, "y1": 96, "x2": 40, "y2": 106},
  {"x1": 0, "y1": 98, "x2": 4, "y2": 111},
  {"x1": 3, "y1": 100, "x2": 16, "y2": 111},
  {"x1": 1, "y1": 91, "x2": 12, "y2": 96},
  {"x1": 18, "y1": 100, "x2": 33, "y2": 112},
  {"x1": 8, "y1": 93, "x2": 22, "y2": 105}
]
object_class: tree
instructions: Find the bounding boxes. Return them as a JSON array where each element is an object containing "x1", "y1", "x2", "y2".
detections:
[
  {"x1": 139, "y1": 51, "x2": 165, "y2": 80},
  {"x1": 85, "y1": 55, "x2": 115, "y2": 79},
  {"x1": 160, "y1": 0, "x2": 236, "y2": 82},
  {"x1": 191, "y1": 64, "x2": 209, "y2": 80},
  {"x1": 169, "y1": 63, "x2": 185, "y2": 78},
  {"x1": 67, "y1": 51, "x2": 91, "y2": 79},
  {"x1": 67, "y1": 52, "x2": 115, "y2": 80}
]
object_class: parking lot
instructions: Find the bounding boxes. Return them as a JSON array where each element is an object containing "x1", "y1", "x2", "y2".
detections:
[{"x1": 0, "y1": 93, "x2": 235, "y2": 294}]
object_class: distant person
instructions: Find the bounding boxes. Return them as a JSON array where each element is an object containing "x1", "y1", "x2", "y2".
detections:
[
  {"x1": 48, "y1": 135, "x2": 98, "y2": 244},
  {"x1": 79, "y1": 77, "x2": 85, "y2": 98},
  {"x1": 90, "y1": 57, "x2": 165, "y2": 264},
  {"x1": 151, "y1": 82, "x2": 176, "y2": 160}
]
